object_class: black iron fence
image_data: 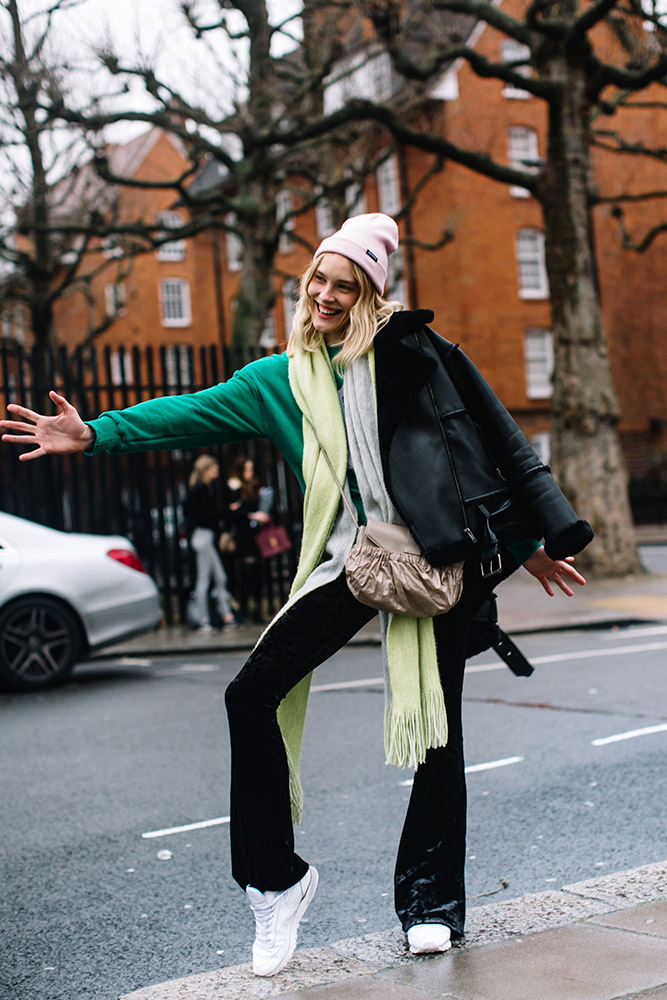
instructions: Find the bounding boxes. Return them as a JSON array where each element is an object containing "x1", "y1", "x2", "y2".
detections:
[{"x1": 0, "y1": 341, "x2": 303, "y2": 624}]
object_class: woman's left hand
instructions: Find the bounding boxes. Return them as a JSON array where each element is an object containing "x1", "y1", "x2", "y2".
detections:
[{"x1": 522, "y1": 546, "x2": 587, "y2": 597}]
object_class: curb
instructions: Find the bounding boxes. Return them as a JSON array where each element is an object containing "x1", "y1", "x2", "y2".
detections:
[
  {"x1": 93, "y1": 614, "x2": 667, "y2": 662},
  {"x1": 118, "y1": 861, "x2": 667, "y2": 1000}
]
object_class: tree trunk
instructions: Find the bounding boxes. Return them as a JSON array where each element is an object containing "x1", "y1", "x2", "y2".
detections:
[
  {"x1": 539, "y1": 49, "x2": 642, "y2": 576},
  {"x1": 232, "y1": 197, "x2": 277, "y2": 348}
]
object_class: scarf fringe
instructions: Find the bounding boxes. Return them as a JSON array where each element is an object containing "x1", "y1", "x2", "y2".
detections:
[{"x1": 384, "y1": 688, "x2": 449, "y2": 769}]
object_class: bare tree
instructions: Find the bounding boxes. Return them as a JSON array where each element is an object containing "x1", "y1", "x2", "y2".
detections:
[{"x1": 308, "y1": 0, "x2": 665, "y2": 578}]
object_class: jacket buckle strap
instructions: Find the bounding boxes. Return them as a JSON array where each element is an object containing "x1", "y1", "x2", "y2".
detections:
[{"x1": 480, "y1": 551, "x2": 503, "y2": 578}]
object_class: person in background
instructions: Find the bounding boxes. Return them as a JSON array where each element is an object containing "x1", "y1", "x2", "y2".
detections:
[
  {"x1": 186, "y1": 454, "x2": 238, "y2": 633},
  {"x1": 224, "y1": 455, "x2": 271, "y2": 624}
]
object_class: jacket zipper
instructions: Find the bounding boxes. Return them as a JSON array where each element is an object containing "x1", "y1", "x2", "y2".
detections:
[{"x1": 414, "y1": 330, "x2": 477, "y2": 545}]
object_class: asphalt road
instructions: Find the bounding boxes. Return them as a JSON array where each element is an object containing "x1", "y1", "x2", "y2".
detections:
[{"x1": 2, "y1": 623, "x2": 666, "y2": 1000}]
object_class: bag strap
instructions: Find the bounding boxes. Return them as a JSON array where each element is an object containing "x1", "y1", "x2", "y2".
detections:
[{"x1": 304, "y1": 416, "x2": 360, "y2": 529}]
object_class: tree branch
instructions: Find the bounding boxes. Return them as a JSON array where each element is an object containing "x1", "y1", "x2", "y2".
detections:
[{"x1": 610, "y1": 205, "x2": 667, "y2": 251}]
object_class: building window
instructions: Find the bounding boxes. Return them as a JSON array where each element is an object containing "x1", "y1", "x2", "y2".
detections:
[
  {"x1": 163, "y1": 345, "x2": 191, "y2": 388},
  {"x1": 376, "y1": 153, "x2": 401, "y2": 216},
  {"x1": 530, "y1": 431, "x2": 551, "y2": 465},
  {"x1": 159, "y1": 278, "x2": 192, "y2": 327},
  {"x1": 259, "y1": 312, "x2": 277, "y2": 349},
  {"x1": 524, "y1": 328, "x2": 554, "y2": 398},
  {"x1": 386, "y1": 245, "x2": 408, "y2": 304},
  {"x1": 104, "y1": 282, "x2": 128, "y2": 317},
  {"x1": 507, "y1": 127, "x2": 539, "y2": 197},
  {"x1": 110, "y1": 350, "x2": 134, "y2": 386},
  {"x1": 277, "y1": 190, "x2": 295, "y2": 253},
  {"x1": 282, "y1": 279, "x2": 299, "y2": 339},
  {"x1": 315, "y1": 196, "x2": 335, "y2": 238},
  {"x1": 370, "y1": 50, "x2": 393, "y2": 101},
  {"x1": 225, "y1": 214, "x2": 243, "y2": 272},
  {"x1": 155, "y1": 211, "x2": 186, "y2": 262},
  {"x1": 501, "y1": 40, "x2": 532, "y2": 98},
  {"x1": 345, "y1": 182, "x2": 367, "y2": 218},
  {"x1": 1, "y1": 311, "x2": 12, "y2": 339},
  {"x1": 101, "y1": 237, "x2": 123, "y2": 259},
  {"x1": 516, "y1": 229, "x2": 549, "y2": 299}
]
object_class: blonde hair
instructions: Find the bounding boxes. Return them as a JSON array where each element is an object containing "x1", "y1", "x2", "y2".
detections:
[
  {"x1": 189, "y1": 454, "x2": 218, "y2": 489},
  {"x1": 286, "y1": 254, "x2": 403, "y2": 369}
]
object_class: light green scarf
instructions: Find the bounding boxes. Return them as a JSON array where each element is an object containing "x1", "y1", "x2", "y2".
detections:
[{"x1": 276, "y1": 342, "x2": 448, "y2": 822}]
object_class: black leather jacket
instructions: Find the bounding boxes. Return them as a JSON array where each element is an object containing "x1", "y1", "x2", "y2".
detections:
[{"x1": 374, "y1": 309, "x2": 593, "y2": 568}]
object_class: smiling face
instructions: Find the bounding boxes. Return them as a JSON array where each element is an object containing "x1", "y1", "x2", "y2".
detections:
[{"x1": 306, "y1": 253, "x2": 360, "y2": 342}]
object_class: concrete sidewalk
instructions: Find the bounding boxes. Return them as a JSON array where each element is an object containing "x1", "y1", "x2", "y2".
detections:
[{"x1": 119, "y1": 862, "x2": 667, "y2": 1000}]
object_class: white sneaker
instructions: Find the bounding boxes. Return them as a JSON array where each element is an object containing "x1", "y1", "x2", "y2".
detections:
[
  {"x1": 407, "y1": 923, "x2": 452, "y2": 954},
  {"x1": 246, "y1": 866, "x2": 319, "y2": 977}
]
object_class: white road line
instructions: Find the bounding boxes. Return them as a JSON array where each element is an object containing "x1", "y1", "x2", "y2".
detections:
[
  {"x1": 142, "y1": 816, "x2": 230, "y2": 839},
  {"x1": 602, "y1": 625, "x2": 667, "y2": 640},
  {"x1": 400, "y1": 755, "x2": 524, "y2": 786},
  {"x1": 311, "y1": 677, "x2": 383, "y2": 692},
  {"x1": 592, "y1": 723, "x2": 667, "y2": 746},
  {"x1": 469, "y1": 640, "x2": 667, "y2": 673},
  {"x1": 118, "y1": 657, "x2": 154, "y2": 667}
]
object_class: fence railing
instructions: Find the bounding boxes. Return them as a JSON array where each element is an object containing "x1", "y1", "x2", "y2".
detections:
[{"x1": 0, "y1": 341, "x2": 303, "y2": 625}]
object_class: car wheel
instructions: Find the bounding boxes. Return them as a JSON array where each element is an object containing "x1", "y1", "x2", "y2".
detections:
[{"x1": 0, "y1": 596, "x2": 82, "y2": 691}]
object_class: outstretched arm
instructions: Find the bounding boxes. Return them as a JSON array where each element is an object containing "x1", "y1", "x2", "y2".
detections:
[
  {"x1": 522, "y1": 545, "x2": 587, "y2": 597},
  {"x1": 0, "y1": 391, "x2": 94, "y2": 461}
]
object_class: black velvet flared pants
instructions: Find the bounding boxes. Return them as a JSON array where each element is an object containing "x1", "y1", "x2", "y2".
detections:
[{"x1": 224, "y1": 559, "x2": 513, "y2": 936}]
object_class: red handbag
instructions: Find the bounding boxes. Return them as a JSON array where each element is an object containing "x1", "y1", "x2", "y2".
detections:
[{"x1": 255, "y1": 519, "x2": 292, "y2": 558}]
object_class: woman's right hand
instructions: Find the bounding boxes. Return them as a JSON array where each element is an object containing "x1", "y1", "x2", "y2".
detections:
[{"x1": 0, "y1": 390, "x2": 95, "y2": 461}]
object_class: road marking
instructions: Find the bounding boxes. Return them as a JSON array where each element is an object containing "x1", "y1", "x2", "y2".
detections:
[
  {"x1": 142, "y1": 816, "x2": 230, "y2": 839},
  {"x1": 602, "y1": 625, "x2": 667, "y2": 640},
  {"x1": 468, "y1": 640, "x2": 667, "y2": 673},
  {"x1": 400, "y1": 755, "x2": 524, "y2": 785},
  {"x1": 152, "y1": 663, "x2": 221, "y2": 677},
  {"x1": 592, "y1": 723, "x2": 667, "y2": 746},
  {"x1": 311, "y1": 677, "x2": 383, "y2": 692},
  {"x1": 118, "y1": 656, "x2": 154, "y2": 667}
]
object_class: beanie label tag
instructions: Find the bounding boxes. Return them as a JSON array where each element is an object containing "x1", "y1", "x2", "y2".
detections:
[{"x1": 366, "y1": 249, "x2": 378, "y2": 262}]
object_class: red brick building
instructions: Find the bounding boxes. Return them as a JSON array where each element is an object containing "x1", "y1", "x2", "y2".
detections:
[{"x1": 6, "y1": 11, "x2": 665, "y2": 478}]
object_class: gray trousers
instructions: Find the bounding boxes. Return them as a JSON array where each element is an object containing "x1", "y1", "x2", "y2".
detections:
[{"x1": 191, "y1": 527, "x2": 233, "y2": 623}]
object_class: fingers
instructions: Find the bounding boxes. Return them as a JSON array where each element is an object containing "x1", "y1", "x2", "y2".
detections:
[
  {"x1": 539, "y1": 577, "x2": 555, "y2": 597},
  {"x1": 18, "y1": 445, "x2": 45, "y2": 461},
  {"x1": 1, "y1": 421, "x2": 37, "y2": 434},
  {"x1": 555, "y1": 560, "x2": 587, "y2": 586},
  {"x1": 6, "y1": 403, "x2": 40, "y2": 422}
]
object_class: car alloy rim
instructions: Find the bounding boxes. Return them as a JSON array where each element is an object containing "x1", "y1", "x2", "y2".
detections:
[{"x1": 2, "y1": 606, "x2": 74, "y2": 682}]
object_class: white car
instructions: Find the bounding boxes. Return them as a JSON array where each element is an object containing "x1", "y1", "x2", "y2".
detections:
[{"x1": 0, "y1": 512, "x2": 161, "y2": 691}]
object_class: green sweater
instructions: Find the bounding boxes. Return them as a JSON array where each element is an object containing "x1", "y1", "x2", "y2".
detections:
[{"x1": 87, "y1": 350, "x2": 539, "y2": 565}]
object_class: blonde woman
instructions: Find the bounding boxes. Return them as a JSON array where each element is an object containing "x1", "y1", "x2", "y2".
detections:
[
  {"x1": 186, "y1": 454, "x2": 237, "y2": 632},
  {"x1": 1, "y1": 214, "x2": 592, "y2": 977}
]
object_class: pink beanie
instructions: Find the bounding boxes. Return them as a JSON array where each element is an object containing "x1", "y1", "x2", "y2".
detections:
[{"x1": 314, "y1": 213, "x2": 399, "y2": 294}]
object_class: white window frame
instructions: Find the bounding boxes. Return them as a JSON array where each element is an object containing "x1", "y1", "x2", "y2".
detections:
[
  {"x1": 516, "y1": 229, "x2": 549, "y2": 299},
  {"x1": 376, "y1": 153, "x2": 401, "y2": 216},
  {"x1": 1, "y1": 311, "x2": 12, "y2": 339},
  {"x1": 259, "y1": 312, "x2": 277, "y2": 349},
  {"x1": 530, "y1": 431, "x2": 551, "y2": 465},
  {"x1": 159, "y1": 278, "x2": 192, "y2": 327},
  {"x1": 225, "y1": 214, "x2": 244, "y2": 272},
  {"x1": 507, "y1": 126, "x2": 539, "y2": 198},
  {"x1": 104, "y1": 282, "x2": 128, "y2": 317},
  {"x1": 277, "y1": 189, "x2": 296, "y2": 253},
  {"x1": 386, "y1": 245, "x2": 408, "y2": 305},
  {"x1": 155, "y1": 211, "x2": 186, "y2": 262},
  {"x1": 345, "y1": 182, "x2": 367, "y2": 218},
  {"x1": 13, "y1": 304, "x2": 26, "y2": 345},
  {"x1": 282, "y1": 279, "x2": 299, "y2": 340},
  {"x1": 315, "y1": 196, "x2": 335, "y2": 238},
  {"x1": 101, "y1": 237, "x2": 123, "y2": 259},
  {"x1": 501, "y1": 40, "x2": 532, "y2": 99},
  {"x1": 164, "y1": 344, "x2": 191, "y2": 388},
  {"x1": 524, "y1": 328, "x2": 554, "y2": 398}
]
